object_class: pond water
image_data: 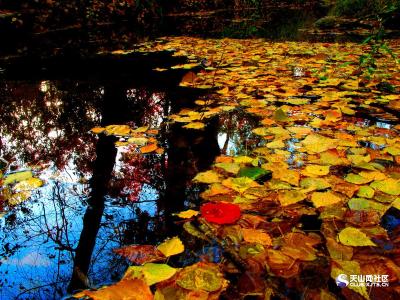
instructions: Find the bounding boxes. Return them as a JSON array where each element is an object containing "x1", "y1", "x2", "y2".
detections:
[
  {"x1": 1, "y1": 4, "x2": 400, "y2": 300},
  {"x1": 0, "y1": 51, "x2": 263, "y2": 299}
]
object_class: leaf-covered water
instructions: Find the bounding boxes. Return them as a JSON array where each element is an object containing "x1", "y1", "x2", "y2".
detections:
[{"x1": 1, "y1": 36, "x2": 400, "y2": 299}]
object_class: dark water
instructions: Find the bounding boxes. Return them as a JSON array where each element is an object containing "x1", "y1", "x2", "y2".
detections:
[{"x1": 0, "y1": 50, "x2": 263, "y2": 299}]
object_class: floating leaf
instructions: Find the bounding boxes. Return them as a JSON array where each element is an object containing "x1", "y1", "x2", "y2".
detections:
[
  {"x1": 370, "y1": 178, "x2": 400, "y2": 195},
  {"x1": 176, "y1": 262, "x2": 225, "y2": 292},
  {"x1": 200, "y1": 202, "x2": 241, "y2": 224},
  {"x1": 300, "y1": 177, "x2": 331, "y2": 190},
  {"x1": 183, "y1": 222, "x2": 209, "y2": 241},
  {"x1": 104, "y1": 124, "x2": 132, "y2": 136},
  {"x1": 326, "y1": 237, "x2": 353, "y2": 260},
  {"x1": 301, "y1": 134, "x2": 337, "y2": 154},
  {"x1": 356, "y1": 186, "x2": 374, "y2": 198},
  {"x1": 237, "y1": 167, "x2": 271, "y2": 180},
  {"x1": 91, "y1": 127, "x2": 105, "y2": 134},
  {"x1": 183, "y1": 122, "x2": 205, "y2": 130},
  {"x1": 274, "y1": 108, "x2": 289, "y2": 122},
  {"x1": 127, "y1": 137, "x2": 148, "y2": 146},
  {"x1": 13, "y1": 178, "x2": 43, "y2": 191},
  {"x1": 331, "y1": 260, "x2": 370, "y2": 299},
  {"x1": 73, "y1": 278, "x2": 152, "y2": 300},
  {"x1": 140, "y1": 143, "x2": 158, "y2": 154},
  {"x1": 157, "y1": 237, "x2": 184, "y2": 257},
  {"x1": 123, "y1": 263, "x2": 178, "y2": 286},
  {"x1": 241, "y1": 228, "x2": 272, "y2": 246},
  {"x1": 311, "y1": 191, "x2": 342, "y2": 208},
  {"x1": 4, "y1": 171, "x2": 33, "y2": 185},
  {"x1": 174, "y1": 209, "x2": 199, "y2": 219},
  {"x1": 222, "y1": 177, "x2": 260, "y2": 193},
  {"x1": 278, "y1": 190, "x2": 306, "y2": 206},
  {"x1": 302, "y1": 165, "x2": 330, "y2": 176},
  {"x1": 337, "y1": 227, "x2": 376, "y2": 247},
  {"x1": 214, "y1": 162, "x2": 240, "y2": 174},
  {"x1": 113, "y1": 245, "x2": 165, "y2": 265},
  {"x1": 347, "y1": 197, "x2": 388, "y2": 214},
  {"x1": 344, "y1": 173, "x2": 372, "y2": 184},
  {"x1": 193, "y1": 170, "x2": 221, "y2": 184}
]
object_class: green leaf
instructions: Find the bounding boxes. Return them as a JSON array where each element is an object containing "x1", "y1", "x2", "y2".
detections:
[{"x1": 237, "y1": 167, "x2": 271, "y2": 180}]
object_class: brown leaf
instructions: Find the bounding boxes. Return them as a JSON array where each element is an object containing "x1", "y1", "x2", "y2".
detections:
[{"x1": 113, "y1": 245, "x2": 165, "y2": 265}]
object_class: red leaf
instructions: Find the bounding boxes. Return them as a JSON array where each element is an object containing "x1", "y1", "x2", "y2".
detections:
[{"x1": 200, "y1": 202, "x2": 241, "y2": 224}]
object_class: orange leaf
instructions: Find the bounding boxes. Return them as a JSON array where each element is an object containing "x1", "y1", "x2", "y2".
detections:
[{"x1": 140, "y1": 143, "x2": 158, "y2": 154}]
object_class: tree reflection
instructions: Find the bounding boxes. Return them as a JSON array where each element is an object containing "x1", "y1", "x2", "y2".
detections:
[
  {"x1": 0, "y1": 70, "x2": 223, "y2": 298},
  {"x1": 0, "y1": 80, "x2": 102, "y2": 174}
]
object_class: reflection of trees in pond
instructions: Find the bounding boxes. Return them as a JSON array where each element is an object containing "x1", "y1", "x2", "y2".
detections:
[
  {"x1": 218, "y1": 110, "x2": 261, "y2": 156},
  {"x1": 0, "y1": 80, "x2": 102, "y2": 174},
  {"x1": 0, "y1": 73, "x2": 223, "y2": 298}
]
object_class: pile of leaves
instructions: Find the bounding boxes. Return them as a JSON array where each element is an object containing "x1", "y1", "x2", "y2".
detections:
[{"x1": 78, "y1": 36, "x2": 400, "y2": 299}]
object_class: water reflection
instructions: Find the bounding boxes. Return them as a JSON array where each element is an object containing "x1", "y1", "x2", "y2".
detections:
[{"x1": 0, "y1": 65, "x2": 224, "y2": 298}]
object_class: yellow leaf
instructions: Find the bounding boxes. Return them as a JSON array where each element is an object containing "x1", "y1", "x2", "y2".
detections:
[
  {"x1": 157, "y1": 236, "x2": 184, "y2": 257},
  {"x1": 183, "y1": 122, "x2": 205, "y2": 130},
  {"x1": 14, "y1": 178, "x2": 43, "y2": 192},
  {"x1": 6, "y1": 191, "x2": 31, "y2": 206},
  {"x1": 193, "y1": 170, "x2": 221, "y2": 184},
  {"x1": 176, "y1": 262, "x2": 225, "y2": 292},
  {"x1": 311, "y1": 191, "x2": 342, "y2": 208},
  {"x1": 233, "y1": 156, "x2": 254, "y2": 164},
  {"x1": 278, "y1": 190, "x2": 306, "y2": 206},
  {"x1": 344, "y1": 173, "x2": 372, "y2": 184},
  {"x1": 214, "y1": 162, "x2": 240, "y2": 174},
  {"x1": 370, "y1": 178, "x2": 400, "y2": 195},
  {"x1": 73, "y1": 278, "x2": 153, "y2": 300},
  {"x1": 105, "y1": 124, "x2": 132, "y2": 136},
  {"x1": 331, "y1": 260, "x2": 370, "y2": 300},
  {"x1": 266, "y1": 139, "x2": 285, "y2": 149},
  {"x1": 241, "y1": 228, "x2": 272, "y2": 246},
  {"x1": 302, "y1": 165, "x2": 330, "y2": 177},
  {"x1": 301, "y1": 134, "x2": 337, "y2": 154},
  {"x1": 222, "y1": 177, "x2": 260, "y2": 193},
  {"x1": 4, "y1": 171, "x2": 33, "y2": 185},
  {"x1": 337, "y1": 227, "x2": 376, "y2": 247},
  {"x1": 127, "y1": 137, "x2": 149, "y2": 146},
  {"x1": 174, "y1": 209, "x2": 199, "y2": 219},
  {"x1": 123, "y1": 263, "x2": 178, "y2": 286}
]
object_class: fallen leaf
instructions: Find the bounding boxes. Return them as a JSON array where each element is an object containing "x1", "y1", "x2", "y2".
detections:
[
  {"x1": 174, "y1": 209, "x2": 199, "y2": 219},
  {"x1": 201, "y1": 202, "x2": 241, "y2": 224},
  {"x1": 73, "y1": 278, "x2": 152, "y2": 300},
  {"x1": 370, "y1": 178, "x2": 400, "y2": 195},
  {"x1": 278, "y1": 190, "x2": 306, "y2": 206},
  {"x1": 176, "y1": 262, "x2": 226, "y2": 292},
  {"x1": 193, "y1": 170, "x2": 221, "y2": 184},
  {"x1": 241, "y1": 228, "x2": 272, "y2": 246},
  {"x1": 113, "y1": 245, "x2": 165, "y2": 265},
  {"x1": 337, "y1": 227, "x2": 376, "y2": 247},
  {"x1": 4, "y1": 171, "x2": 33, "y2": 185},
  {"x1": 123, "y1": 263, "x2": 178, "y2": 286},
  {"x1": 311, "y1": 191, "x2": 342, "y2": 208},
  {"x1": 140, "y1": 143, "x2": 158, "y2": 154},
  {"x1": 157, "y1": 237, "x2": 185, "y2": 257}
]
